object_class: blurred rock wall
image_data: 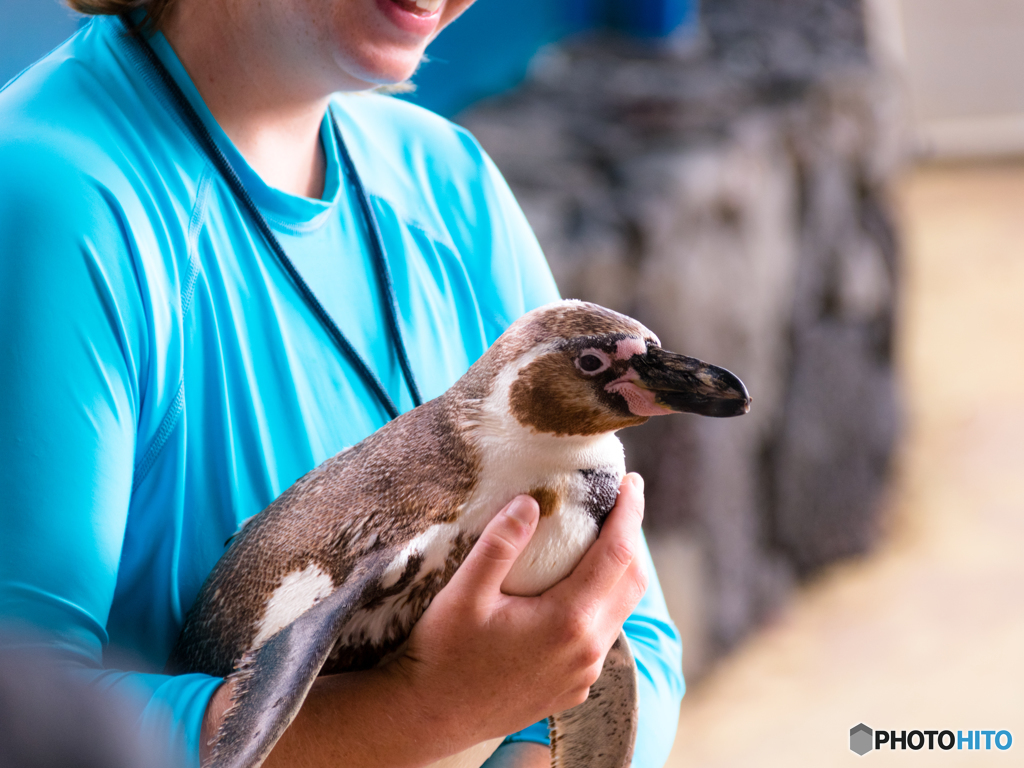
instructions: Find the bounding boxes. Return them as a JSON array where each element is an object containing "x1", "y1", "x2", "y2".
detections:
[{"x1": 458, "y1": 0, "x2": 903, "y2": 677}]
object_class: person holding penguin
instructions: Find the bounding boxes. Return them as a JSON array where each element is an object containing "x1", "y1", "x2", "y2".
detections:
[{"x1": 0, "y1": 0, "x2": 684, "y2": 766}]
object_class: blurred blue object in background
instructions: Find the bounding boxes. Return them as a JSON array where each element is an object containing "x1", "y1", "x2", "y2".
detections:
[
  {"x1": 403, "y1": 1, "x2": 576, "y2": 118},
  {"x1": 1, "y1": 0, "x2": 699, "y2": 117},
  {"x1": 407, "y1": 0, "x2": 701, "y2": 116},
  {"x1": 0, "y1": 0, "x2": 83, "y2": 87},
  {"x1": 610, "y1": 0, "x2": 701, "y2": 39}
]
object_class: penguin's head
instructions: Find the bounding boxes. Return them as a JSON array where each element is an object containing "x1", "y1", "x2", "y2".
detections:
[{"x1": 466, "y1": 300, "x2": 751, "y2": 437}]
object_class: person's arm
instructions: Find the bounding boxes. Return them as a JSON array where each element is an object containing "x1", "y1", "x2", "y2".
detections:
[{"x1": 0, "y1": 144, "x2": 222, "y2": 768}]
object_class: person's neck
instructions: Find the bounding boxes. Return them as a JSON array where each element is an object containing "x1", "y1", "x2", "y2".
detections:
[{"x1": 160, "y1": 1, "x2": 343, "y2": 199}]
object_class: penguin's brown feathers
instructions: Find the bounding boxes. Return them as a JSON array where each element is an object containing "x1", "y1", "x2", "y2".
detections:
[{"x1": 169, "y1": 391, "x2": 482, "y2": 677}]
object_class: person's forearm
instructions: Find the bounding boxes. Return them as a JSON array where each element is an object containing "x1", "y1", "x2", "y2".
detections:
[
  {"x1": 203, "y1": 666, "x2": 481, "y2": 768},
  {"x1": 269, "y1": 666, "x2": 456, "y2": 767},
  {"x1": 207, "y1": 678, "x2": 551, "y2": 768}
]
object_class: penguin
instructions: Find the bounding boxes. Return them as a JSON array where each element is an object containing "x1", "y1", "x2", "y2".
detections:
[{"x1": 168, "y1": 300, "x2": 751, "y2": 768}]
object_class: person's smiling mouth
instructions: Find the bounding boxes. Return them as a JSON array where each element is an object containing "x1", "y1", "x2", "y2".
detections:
[
  {"x1": 376, "y1": 0, "x2": 444, "y2": 36},
  {"x1": 391, "y1": 0, "x2": 442, "y2": 18}
]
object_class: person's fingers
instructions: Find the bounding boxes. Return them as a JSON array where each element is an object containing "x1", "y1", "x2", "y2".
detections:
[
  {"x1": 549, "y1": 473, "x2": 645, "y2": 607},
  {"x1": 448, "y1": 495, "x2": 540, "y2": 596},
  {"x1": 600, "y1": 550, "x2": 651, "y2": 625}
]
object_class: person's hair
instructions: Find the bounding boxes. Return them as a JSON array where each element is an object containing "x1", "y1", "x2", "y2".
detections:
[{"x1": 67, "y1": 0, "x2": 174, "y2": 30}]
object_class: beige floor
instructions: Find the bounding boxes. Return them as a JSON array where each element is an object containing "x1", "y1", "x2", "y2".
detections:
[{"x1": 664, "y1": 162, "x2": 1024, "y2": 767}]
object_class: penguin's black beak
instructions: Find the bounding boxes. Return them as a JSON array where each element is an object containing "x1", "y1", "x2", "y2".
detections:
[{"x1": 630, "y1": 347, "x2": 751, "y2": 418}]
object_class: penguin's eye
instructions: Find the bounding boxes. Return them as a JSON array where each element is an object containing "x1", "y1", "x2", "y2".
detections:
[{"x1": 575, "y1": 349, "x2": 611, "y2": 375}]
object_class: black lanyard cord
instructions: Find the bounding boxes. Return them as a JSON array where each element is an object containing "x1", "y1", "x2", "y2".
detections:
[
  {"x1": 121, "y1": 17, "x2": 423, "y2": 421},
  {"x1": 332, "y1": 117, "x2": 423, "y2": 411}
]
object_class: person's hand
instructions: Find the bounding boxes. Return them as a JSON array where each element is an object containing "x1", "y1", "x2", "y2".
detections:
[{"x1": 384, "y1": 473, "x2": 649, "y2": 752}]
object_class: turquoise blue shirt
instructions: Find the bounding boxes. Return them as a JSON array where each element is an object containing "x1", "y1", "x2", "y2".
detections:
[{"x1": 0, "y1": 15, "x2": 683, "y2": 767}]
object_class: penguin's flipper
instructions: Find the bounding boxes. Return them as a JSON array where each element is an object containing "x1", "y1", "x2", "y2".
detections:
[
  {"x1": 548, "y1": 630, "x2": 639, "y2": 768},
  {"x1": 208, "y1": 561, "x2": 386, "y2": 768}
]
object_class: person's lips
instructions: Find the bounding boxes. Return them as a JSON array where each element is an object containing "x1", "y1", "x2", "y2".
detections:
[{"x1": 376, "y1": 0, "x2": 443, "y2": 36}]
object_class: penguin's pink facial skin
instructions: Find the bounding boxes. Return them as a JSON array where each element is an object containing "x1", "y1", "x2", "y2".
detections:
[
  {"x1": 613, "y1": 337, "x2": 648, "y2": 361},
  {"x1": 597, "y1": 337, "x2": 677, "y2": 416},
  {"x1": 604, "y1": 368, "x2": 675, "y2": 417}
]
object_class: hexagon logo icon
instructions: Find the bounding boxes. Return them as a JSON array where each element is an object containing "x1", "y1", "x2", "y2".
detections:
[{"x1": 850, "y1": 723, "x2": 873, "y2": 755}]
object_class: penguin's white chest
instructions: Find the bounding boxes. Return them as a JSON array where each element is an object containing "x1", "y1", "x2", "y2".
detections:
[{"x1": 466, "y1": 429, "x2": 627, "y2": 597}]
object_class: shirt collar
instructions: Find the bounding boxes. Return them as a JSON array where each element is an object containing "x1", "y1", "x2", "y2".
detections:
[{"x1": 139, "y1": 21, "x2": 344, "y2": 229}]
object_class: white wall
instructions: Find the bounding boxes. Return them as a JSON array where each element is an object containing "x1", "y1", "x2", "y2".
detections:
[{"x1": 867, "y1": 0, "x2": 1024, "y2": 158}]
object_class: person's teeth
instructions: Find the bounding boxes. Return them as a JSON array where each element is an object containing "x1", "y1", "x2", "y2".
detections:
[{"x1": 414, "y1": 0, "x2": 442, "y2": 10}]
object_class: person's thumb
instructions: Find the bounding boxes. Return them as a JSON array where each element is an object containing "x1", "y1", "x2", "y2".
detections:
[{"x1": 450, "y1": 495, "x2": 539, "y2": 596}]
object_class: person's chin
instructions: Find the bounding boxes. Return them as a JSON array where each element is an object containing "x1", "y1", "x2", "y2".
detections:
[{"x1": 331, "y1": 46, "x2": 424, "y2": 91}]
